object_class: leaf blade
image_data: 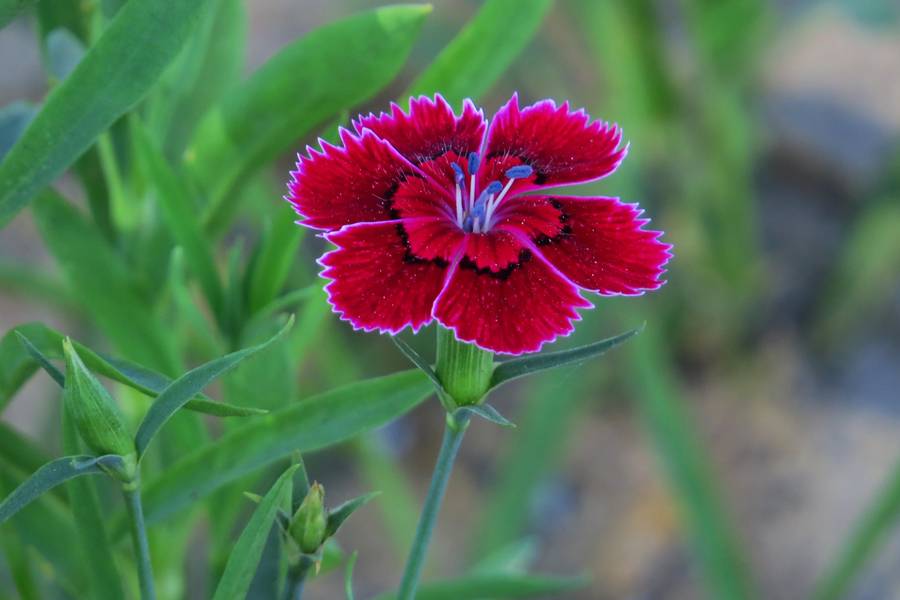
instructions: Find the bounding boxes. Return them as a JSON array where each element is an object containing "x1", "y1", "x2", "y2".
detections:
[
  {"x1": 135, "y1": 316, "x2": 294, "y2": 457},
  {"x1": 490, "y1": 326, "x2": 643, "y2": 389},
  {"x1": 140, "y1": 370, "x2": 432, "y2": 525},
  {"x1": 406, "y1": 0, "x2": 553, "y2": 106},
  {"x1": 187, "y1": 4, "x2": 431, "y2": 233},
  {"x1": 0, "y1": 0, "x2": 215, "y2": 227},
  {"x1": 212, "y1": 465, "x2": 298, "y2": 600},
  {"x1": 0, "y1": 455, "x2": 114, "y2": 525}
]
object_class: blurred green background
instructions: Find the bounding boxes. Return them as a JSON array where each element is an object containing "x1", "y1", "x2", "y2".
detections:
[{"x1": 1, "y1": 0, "x2": 899, "y2": 598}]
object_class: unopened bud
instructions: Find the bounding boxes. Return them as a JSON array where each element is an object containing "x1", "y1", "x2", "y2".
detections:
[
  {"x1": 62, "y1": 339, "x2": 136, "y2": 478},
  {"x1": 289, "y1": 482, "x2": 327, "y2": 554}
]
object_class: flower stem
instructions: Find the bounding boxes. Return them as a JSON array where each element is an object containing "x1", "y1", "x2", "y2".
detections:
[
  {"x1": 397, "y1": 412, "x2": 470, "y2": 600},
  {"x1": 123, "y1": 483, "x2": 156, "y2": 600},
  {"x1": 284, "y1": 555, "x2": 313, "y2": 600}
]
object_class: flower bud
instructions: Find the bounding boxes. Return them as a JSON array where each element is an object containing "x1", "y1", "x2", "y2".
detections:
[
  {"x1": 289, "y1": 482, "x2": 327, "y2": 554},
  {"x1": 62, "y1": 339, "x2": 136, "y2": 472}
]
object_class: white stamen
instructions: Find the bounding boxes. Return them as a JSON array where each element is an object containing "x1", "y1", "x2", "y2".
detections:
[
  {"x1": 482, "y1": 194, "x2": 497, "y2": 229},
  {"x1": 455, "y1": 182, "x2": 464, "y2": 226},
  {"x1": 483, "y1": 179, "x2": 516, "y2": 229},
  {"x1": 469, "y1": 175, "x2": 476, "y2": 212},
  {"x1": 472, "y1": 216, "x2": 481, "y2": 233}
]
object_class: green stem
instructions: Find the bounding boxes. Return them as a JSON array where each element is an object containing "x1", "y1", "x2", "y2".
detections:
[
  {"x1": 284, "y1": 556, "x2": 313, "y2": 600},
  {"x1": 123, "y1": 484, "x2": 156, "y2": 600},
  {"x1": 397, "y1": 412, "x2": 470, "y2": 600}
]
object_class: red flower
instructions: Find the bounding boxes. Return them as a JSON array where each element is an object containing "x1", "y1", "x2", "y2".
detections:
[{"x1": 287, "y1": 94, "x2": 672, "y2": 355}]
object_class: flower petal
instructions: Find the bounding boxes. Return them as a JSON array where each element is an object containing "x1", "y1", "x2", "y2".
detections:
[
  {"x1": 504, "y1": 196, "x2": 672, "y2": 295},
  {"x1": 288, "y1": 129, "x2": 428, "y2": 231},
  {"x1": 320, "y1": 220, "x2": 457, "y2": 333},
  {"x1": 433, "y1": 242, "x2": 592, "y2": 355},
  {"x1": 354, "y1": 94, "x2": 486, "y2": 165},
  {"x1": 478, "y1": 94, "x2": 626, "y2": 194}
]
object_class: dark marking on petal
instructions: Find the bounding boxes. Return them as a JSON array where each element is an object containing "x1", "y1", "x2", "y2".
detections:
[
  {"x1": 394, "y1": 222, "x2": 449, "y2": 268},
  {"x1": 459, "y1": 249, "x2": 533, "y2": 280}
]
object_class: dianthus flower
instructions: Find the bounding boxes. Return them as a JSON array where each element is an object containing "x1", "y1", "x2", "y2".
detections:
[{"x1": 287, "y1": 94, "x2": 672, "y2": 354}]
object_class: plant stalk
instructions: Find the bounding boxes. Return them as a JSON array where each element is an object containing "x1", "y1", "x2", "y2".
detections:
[
  {"x1": 123, "y1": 483, "x2": 156, "y2": 600},
  {"x1": 285, "y1": 555, "x2": 314, "y2": 600},
  {"x1": 397, "y1": 412, "x2": 470, "y2": 600}
]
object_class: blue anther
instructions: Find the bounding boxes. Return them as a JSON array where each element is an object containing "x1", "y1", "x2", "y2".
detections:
[
  {"x1": 505, "y1": 165, "x2": 534, "y2": 179},
  {"x1": 450, "y1": 162, "x2": 465, "y2": 183},
  {"x1": 467, "y1": 151, "x2": 480, "y2": 175},
  {"x1": 484, "y1": 181, "x2": 503, "y2": 195}
]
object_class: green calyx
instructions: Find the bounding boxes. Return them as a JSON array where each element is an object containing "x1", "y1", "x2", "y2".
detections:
[
  {"x1": 289, "y1": 482, "x2": 327, "y2": 554},
  {"x1": 435, "y1": 327, "x2": 494, "y2": 407},
  {"x1": 62, "y1": 338, "x2": 136, "y2": 463}
]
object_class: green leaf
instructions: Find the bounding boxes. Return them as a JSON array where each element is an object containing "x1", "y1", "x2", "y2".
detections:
[
  {"x1": 149, "y1": 0, "x2": 246, "y2": 158},
  {"x1": 3, "y1": 322, "x2": 264, "y2": 418},
  {"x1": 0, "y1": 0, "x2": 36, "y2": 29},
  {"x1": 187, "y1": 4, "x2": 431, "y2": 234},
  {"x1": 0, "y1": 0, "x2": 215, "y2": 228},
  {"x1": 15, "y1": 331, "x2": 64, "y2": 386},
  {"x1": 626, "y1": 321, "x2": 755, "y2": 600},
  {"x1": 326, "y1": 491, "x2": 380, "y2": 538},
  {"x1": 0, "y1": 259, "x2": 79, "y2": 313},
  {"x1": 31, "y1": 191, "x2": 179, "y2": 374},
  {"x1": 811, "y1": 456, "x2": 900, "y2": 600},
  {"x1": 0, "y1": 422, "x2": 55, "y2": 487},
  {"x1": 0, "y1": 463, "x2": 84, "y2": 594},
  {"x1": 374, "y1": 573, "x2": 587, "y2": 600},
  {"x1": 0, "y1": 455, "x2": 122, "y2": 525},
  {"x1": 391, "y1": 335, "x2": 443, "y2": 389},
  {"x1": 344, "y1": 551, "x2": 359, "y2": 600},
  {"x1": 212, "y1": 465, "x2": 298, "y2": 600},
  {"x1": 247, "y1": 206, "x2": 306, "y2": 315},
  {"x1": 140, "y1": 369, "x2": 432, "y2": 525},
  {"x1": 132, "y1": 121, "x2": 225, "y2": 320},
  {"x1": 406, "y1": 0, "x2": 553, "y2": 106},
  {"x1": 490, "y1": 326, "x2": 643, "y2": 389},
  {"x1": 135, "y1": 315, "x2": 293, "y2": 457},
  {"x1": 61, "y1": 405, "x2": 124, "y2": 600},
  {"x1": 455, "y1": 404, "x2": 515, "y2": 428}
]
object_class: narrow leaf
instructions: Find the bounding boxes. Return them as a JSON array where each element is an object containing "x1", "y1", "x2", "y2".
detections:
[
  {"x1": 456, "y1": 404, "x2": 515, "y2": 428},
  {"x1": 626, "y1": 321, "x2": 756, "y2": 599},
  {"x1": 0, "y1": 0, "x2": 37, "y2": 29},
  {"x1": 812, "y1": 456, "x2": 900, "y2": 600},
  {"x1": 0, "y1": 0, "x2": 215, "y2": 228},
  {"x1": 391, "y1": 336, "x2": 443, "y2": 392},
  {"x1": 345, "y1": 551, "x2": 359, "y2": 600},
  {"x1": 3, "y1": 322, "x2": 264, "y2": 417},
  {"x1": 374, "y1": 573, "x2": 587, "y2": 600},
  {"x1": 32, "y1": 190, "x2": 179, "y2": 374},
  {"x1": 187, "y1": 4, "x2": 431, "y2": 233},
  {"x1": 490, "y1": 326, "x2": 643, "y2": 389},
  {"x1": 135, "y1": 316, "x2": 293, "y2": 457},
  {"x1": 406, "y1": 0, "x2": 553, "y2": 106},
  {"x1": 248, "y1": 207, "x2": 306, "y2": 315},
  {"x1": 140, "y1": 370, "x2": 432, "y2": 525},
  {"x1": 0, "y1": 464, "x2": 84, "y2": 593},
  {"x1": 212, "y1": 465, "x2": 298, "y2": 600},
  {"x1": 15, "y1": 331, "x2": 64, "y2": 386},
  {"x1": 132, "y1": 121, "x2": 225, "y2": 320},
  {"x1": 326, "y1": 491, "x2": 380, "y2": 538},
  {"x1": 0, "y1": 455, "x2": 118, "y2": 525}
]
